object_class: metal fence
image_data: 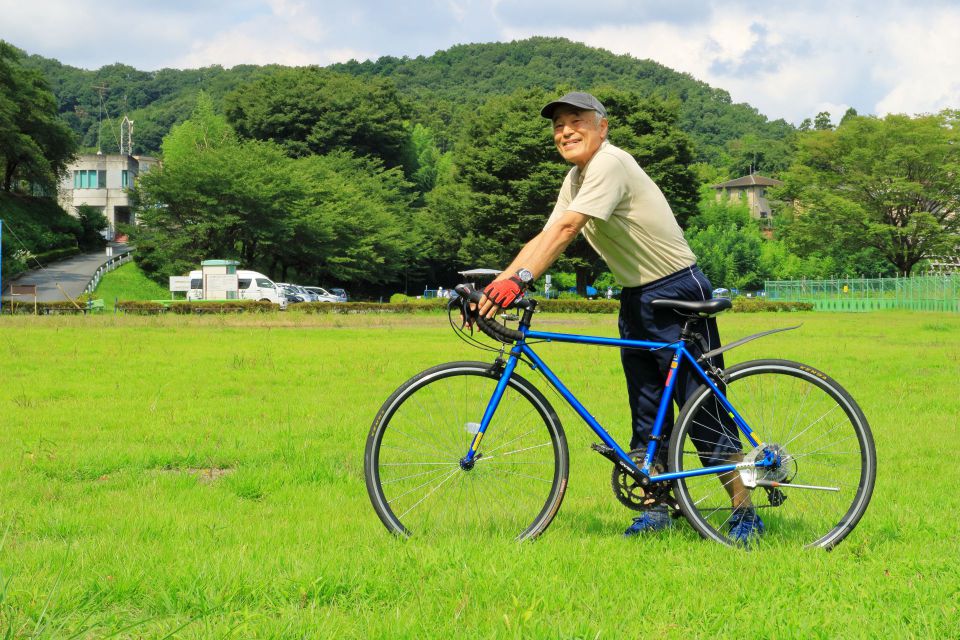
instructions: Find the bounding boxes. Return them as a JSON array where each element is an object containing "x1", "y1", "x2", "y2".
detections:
[
  {"x1": 84, "y1": 249, "x2": 134, "y2": 295},
  {"x1": 765, "y1": 275, "x2": 960, "y2": 312}
]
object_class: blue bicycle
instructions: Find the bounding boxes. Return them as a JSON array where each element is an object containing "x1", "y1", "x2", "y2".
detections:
[{"x1": 365, "y1": 286, "x2": 876, "y2": 548}]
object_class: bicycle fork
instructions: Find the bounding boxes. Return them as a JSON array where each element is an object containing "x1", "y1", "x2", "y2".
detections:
[{"x1": 459, "y1": 353, "x2": 521, "y2": 470}]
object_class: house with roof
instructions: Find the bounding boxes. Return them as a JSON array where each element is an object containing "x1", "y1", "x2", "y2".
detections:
[{"x1": 710, "y1": 174, "x2": 784, "y2": 223}]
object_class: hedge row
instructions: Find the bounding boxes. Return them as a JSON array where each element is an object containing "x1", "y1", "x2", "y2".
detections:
[
  {"x1": 113, "y1": 300, "x2": 279, "y2": 314},
  {"x1": 9, "y1": 297, "x2": 812, "y2": 316},
  {"x1": 732, "y1": 299, "x2": 814, "y2": 313},
  {"x1": 34, "y1": 246, "x2": 82, "y2": 264},
  {"x1": 5, "y1": 299, "x2": 92, "y2": 314}
]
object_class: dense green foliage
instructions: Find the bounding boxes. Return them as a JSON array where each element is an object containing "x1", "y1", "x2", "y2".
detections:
[
  {"x1": 134, "y1": 95, "x2": 414, "y2": 286},
  {"x1": 0, "y1": 42, "x2": 76, "y2": 192},
  {"x1": 777, "y1": 111, "x2": 960, "y2": 276},
  {"x1": 332, "y1": 37, "x2": 795, "y2": 173},
  {"x1": 22, "y1": 37, "x2": 793, "y2": 176},
  {"x1": 0, "y1": 192, "x2": 90, "y2": 280},
  {"x1": 686, "y1": 190, "x2": 835, "y2": 290},
  {"x1": 224, "y1": 67, "x2": 413, "y2": 169}
]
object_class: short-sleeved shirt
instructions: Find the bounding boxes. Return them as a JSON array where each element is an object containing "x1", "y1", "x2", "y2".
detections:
[{"x1": 545, "y1": 140, "x2": 696, "y2": 287}]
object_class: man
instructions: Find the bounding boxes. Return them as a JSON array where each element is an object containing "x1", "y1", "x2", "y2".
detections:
[{"x1": 478, "y1": 92, "x2": 763, "y2": 543}]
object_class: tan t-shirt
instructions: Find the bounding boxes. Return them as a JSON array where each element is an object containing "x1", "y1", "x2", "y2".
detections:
[{"x1": 546, "y1": 140, "x2": 696, "y2": 287}]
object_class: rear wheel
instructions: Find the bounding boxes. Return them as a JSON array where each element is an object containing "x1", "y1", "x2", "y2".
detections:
[
  {"x1": 668, "y1": 359, "x2": 876, "y2": 548},
  {"x1": 365, "y1": 361, "x2": 569, "y2": 540}
]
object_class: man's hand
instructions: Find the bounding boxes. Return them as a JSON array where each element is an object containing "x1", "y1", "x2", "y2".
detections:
[{"x1": 480, "y1": 277, "x2": 523, "y2": 318}]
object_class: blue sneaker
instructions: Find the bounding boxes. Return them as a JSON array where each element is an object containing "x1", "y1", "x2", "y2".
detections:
[
  {"x1": 729, "y1": 508, "x2": 765, "y2": 547},
  {"x1": 623, "y1": 507, "x2": 672, "y2": 537}
]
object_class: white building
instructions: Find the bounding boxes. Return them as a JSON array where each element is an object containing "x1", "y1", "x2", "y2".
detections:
[{"x1": 58, "y1": 153, "x2": 158, "y2": 239}]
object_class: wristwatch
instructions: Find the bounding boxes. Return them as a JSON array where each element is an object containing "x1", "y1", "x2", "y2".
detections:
[{"x1": 515, "y1": 268, "x2": 534, "y2": 287}]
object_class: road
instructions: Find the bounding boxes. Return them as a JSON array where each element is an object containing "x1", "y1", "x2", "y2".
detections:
[{"x1": 2, "y1": 243, "x2": 131, "y2": 303}]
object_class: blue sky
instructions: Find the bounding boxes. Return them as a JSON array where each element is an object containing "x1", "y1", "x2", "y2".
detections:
[{"x1": 2, "y1": 0, "x2": 958, "y2": 125}]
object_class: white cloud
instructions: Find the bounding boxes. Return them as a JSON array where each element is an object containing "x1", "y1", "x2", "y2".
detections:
[
  {"x1": 501, "y1": 2, "x2": 960, "y2": 124},
  {"x1": 872, "y1": 7, "x2": 960, "y2": 115}
]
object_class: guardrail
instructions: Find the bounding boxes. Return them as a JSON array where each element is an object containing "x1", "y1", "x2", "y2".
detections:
[{"x1": 84, "y1": 249, "x2": 134, "y2": 294}]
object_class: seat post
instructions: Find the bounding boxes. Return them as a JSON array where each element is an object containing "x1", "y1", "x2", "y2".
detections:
[{"x1": 679, "y1": 317, "x2": 699, "y2": 344}]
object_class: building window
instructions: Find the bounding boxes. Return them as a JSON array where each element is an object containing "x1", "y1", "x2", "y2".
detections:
[
  {"x1": 72, "y1": 169, "x2": 106, "y2": 189},
  {"x1": 121, "y1": 170, "x2": 130, "y2": 188}
]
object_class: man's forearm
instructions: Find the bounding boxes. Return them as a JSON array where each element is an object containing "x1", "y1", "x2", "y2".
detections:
[{"x1": 499, "y1": 213, "x2": 588, "y2": 280}]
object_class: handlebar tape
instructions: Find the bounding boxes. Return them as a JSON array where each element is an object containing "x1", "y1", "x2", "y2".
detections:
[{"x1": 454, "y1": 284, "x2": 526, "y2": 344}]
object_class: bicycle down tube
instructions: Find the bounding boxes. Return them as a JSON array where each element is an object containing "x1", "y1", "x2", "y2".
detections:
[{"x1": 462, "y1": 328, "x2": 766, "y2": 483}]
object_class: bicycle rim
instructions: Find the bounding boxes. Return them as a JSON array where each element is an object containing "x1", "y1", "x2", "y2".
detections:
[
  {"x1": 670, "y1": 359, "x2": 876, "y2": 549},
  {"x1": 365, "y1": 362, "x2": 568, "y2": 540}
]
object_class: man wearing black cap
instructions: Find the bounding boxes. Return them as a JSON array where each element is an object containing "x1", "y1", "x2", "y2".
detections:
[{"x1": 478, "y1": 92, "x2": 763, "y2": 543}]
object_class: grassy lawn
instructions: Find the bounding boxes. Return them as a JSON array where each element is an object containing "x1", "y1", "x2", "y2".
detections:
[
  {"x1": 91, "y1": 262, "x2": 174, "y2": 309},
  {"x1": 1, "y1": 310, "x2": 957, "y2": 638}
]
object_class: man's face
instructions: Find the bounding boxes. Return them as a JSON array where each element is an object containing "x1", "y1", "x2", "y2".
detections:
[{"x1": 552, "y1": 107, "x2": 608, "y2": 169}]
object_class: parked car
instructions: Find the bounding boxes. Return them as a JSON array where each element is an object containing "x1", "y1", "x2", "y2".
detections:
[
  {"x1": 279, "y1": 285, "x2": 306, "y2": 303},
  {"x1": 303, "y1": 286, "x2": 340, "y2": 302},
  {"x1": 277, "y1": 283, "x2": 320, "y2": 302},
  {"x1": 327, "y1": 287, "x2": 349, "y2": 302}
]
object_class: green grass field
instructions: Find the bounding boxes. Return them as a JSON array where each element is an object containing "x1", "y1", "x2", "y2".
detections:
[
  {"x1": 91, "y1": 262, "x2": 174, "y2": 309},
  {"x1": 1, "y1": 310, "x2": 958, "y2": 638}
]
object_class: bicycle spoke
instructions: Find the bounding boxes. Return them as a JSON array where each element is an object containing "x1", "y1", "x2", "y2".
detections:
[{"x1": 367, "y1": 364, "x2": 567, "y2": 539}]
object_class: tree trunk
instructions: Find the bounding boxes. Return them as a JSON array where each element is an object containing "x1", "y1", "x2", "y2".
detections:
[{"x1": 575, "y1": 267, "x2": 592, "y2": 297}]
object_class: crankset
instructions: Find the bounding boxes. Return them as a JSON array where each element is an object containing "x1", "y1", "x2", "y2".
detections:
[{"x1": 600, "y1": 446, "x2": 677, "y2": 512}]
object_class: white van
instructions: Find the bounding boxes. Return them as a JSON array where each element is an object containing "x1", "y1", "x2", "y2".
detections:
[{"x1": 186, "y1": 269, "x2": 285, "y2": 308}]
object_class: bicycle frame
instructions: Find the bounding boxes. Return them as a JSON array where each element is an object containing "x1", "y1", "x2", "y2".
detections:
[{"x1": 463, "y1": 327, "x2": 773, "y2": 483}]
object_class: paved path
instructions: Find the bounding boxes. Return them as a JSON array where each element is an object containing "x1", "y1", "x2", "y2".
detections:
[{"x1": 2, "y1": 243, "x2": 131, "y2": 303}]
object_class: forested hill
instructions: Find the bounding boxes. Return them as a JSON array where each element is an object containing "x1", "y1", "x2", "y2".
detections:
[
  {"x1": 23, "y1": 37, "x2": 793, "y2": 170},
  {"x1": 331, "y1": 37, "x2": 794, "y2": 163}
]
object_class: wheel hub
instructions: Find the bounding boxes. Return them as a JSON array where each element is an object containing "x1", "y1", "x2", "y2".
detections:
[{"x1": 740, "y1": 444, "x2": 795, "y2": 487}]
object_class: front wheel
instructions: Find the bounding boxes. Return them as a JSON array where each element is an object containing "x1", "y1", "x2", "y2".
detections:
[
  {"x1": 668, "y1": 359, "x2": 876, "y2": 548},
  {"x1": 365, "y1": 362, "x2": 569, "y2": 540}
]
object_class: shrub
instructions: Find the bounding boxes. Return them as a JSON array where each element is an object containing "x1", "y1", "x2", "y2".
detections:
[
  {"x1": 732, "y1": 299, "x2": 814, "y2": 313},
  {"x1": 168, "y1": 300, "x2": 278, "y2": 314},
  {"x1": 116, "y1": 301, "x2": 166, "y2": 314}
]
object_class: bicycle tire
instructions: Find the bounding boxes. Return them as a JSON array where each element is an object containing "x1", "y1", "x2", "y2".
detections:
[
  {"x1": 668, "y1": 359, "x2": 876, "y2": 549},
  {"x1": 365, "y1": 361, "x2": 569, "y2": 540}
]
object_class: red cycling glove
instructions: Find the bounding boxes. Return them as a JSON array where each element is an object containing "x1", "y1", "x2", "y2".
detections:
[{"x1": 483, "y1": 277, "x2": 524, "y2": 308}]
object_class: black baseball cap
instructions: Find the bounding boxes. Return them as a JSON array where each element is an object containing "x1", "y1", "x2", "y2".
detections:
[{"x1": 540, "y1": 92, "x2": 607, "y2": 119}]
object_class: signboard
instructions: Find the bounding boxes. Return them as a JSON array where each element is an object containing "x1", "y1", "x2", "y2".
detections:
[
  {"x1": 169, "y1": 276, "x2": 191, "y2": 292},
  {"x1": 205, "y1": 274, "x2": 239, "y2": 292},
  {"x1": 11, "y1": 284, "x2": 37, "y2": 295},
  {"x1": 205, "y1": 273, "x2": 239, "y2": 299}
]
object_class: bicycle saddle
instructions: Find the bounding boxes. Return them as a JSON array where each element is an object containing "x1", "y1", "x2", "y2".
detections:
[{"x1": 650, "y1": 298, "x2": 732, "y2": 317}]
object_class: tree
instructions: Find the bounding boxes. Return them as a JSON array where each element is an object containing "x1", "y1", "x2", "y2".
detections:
[
  {"x1": 813, "y1": 111, "x2": 833, "y2": 131},
  {"x1": 778, "y1": 111, "x2": 960, "y2": 275},
  {"x1": 134, "y1": 97, "x2": 297, "y2": 280},
  {"x1": 281, "y1": 152, "x2": 415, "y2": 285},
  {"x1": 0, "y1": 41, "x2": 76, "y2": 192},
  {"x1": 223, "y1": 67, "x2": 413, "y2": 170},
  {"x1": 684, "y1": 193, "x2": 764, "y2": 290}
]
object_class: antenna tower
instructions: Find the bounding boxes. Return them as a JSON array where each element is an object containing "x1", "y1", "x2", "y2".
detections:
[{"x1": 93, "y1": 83, "x2": 108, "y2": 155}]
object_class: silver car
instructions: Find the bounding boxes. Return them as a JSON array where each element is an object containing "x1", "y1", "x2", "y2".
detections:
[{"x1": 303, "y1": 286, "x2": 340, "y2": 303}]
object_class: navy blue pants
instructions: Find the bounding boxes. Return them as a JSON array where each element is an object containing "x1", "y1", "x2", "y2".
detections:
[{"x1": 618, "y1": 266, "x2": 736, "y2": 465}]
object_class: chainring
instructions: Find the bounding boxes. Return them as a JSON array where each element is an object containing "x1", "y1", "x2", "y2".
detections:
[{"x1": 611, "y1": 449, "x2": 668, "y2": 511}]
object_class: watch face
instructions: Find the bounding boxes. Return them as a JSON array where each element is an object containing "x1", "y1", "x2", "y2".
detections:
[{"x1": 517, "y1": 269, "x2": 534, "y2": 283}]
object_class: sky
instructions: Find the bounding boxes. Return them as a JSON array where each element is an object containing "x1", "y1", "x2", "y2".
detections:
[{"x1": 2, "y1": 0, "x2": 959, "y2": 126}]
